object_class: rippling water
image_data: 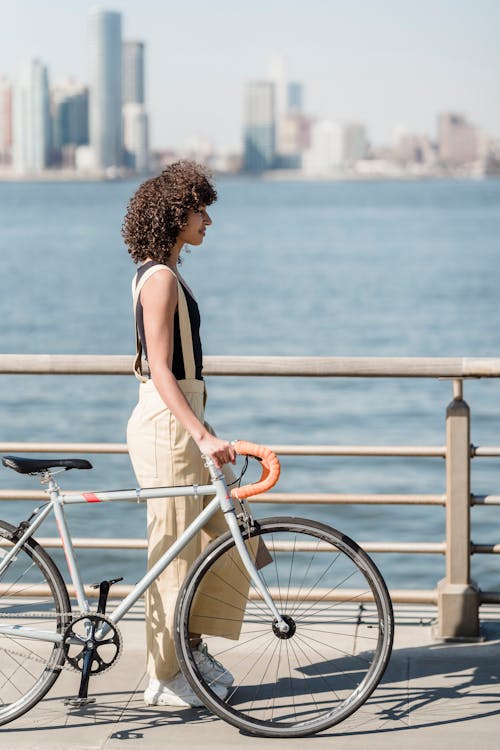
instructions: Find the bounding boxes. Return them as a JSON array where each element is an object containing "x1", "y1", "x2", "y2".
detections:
[{"x1": 0, "y1": 176, "x2": 499, "y2": 591}]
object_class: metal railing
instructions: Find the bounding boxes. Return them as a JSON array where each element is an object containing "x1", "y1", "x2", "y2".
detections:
[{"x1": 1, "y1": 354, "x2": 500, "y2": 638}]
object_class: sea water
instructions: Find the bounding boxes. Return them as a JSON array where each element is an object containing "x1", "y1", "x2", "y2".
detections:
[{"x1": 0, "y1": 176, "x2": 499, "y2": 591}]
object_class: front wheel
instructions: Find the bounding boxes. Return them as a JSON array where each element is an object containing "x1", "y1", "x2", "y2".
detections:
[
  {"x1": 175, "y1": 517, "x2": 394, "y2": 738},
  {"x1": 0, "y1": 519, "x2": 71, "y2": 726}
]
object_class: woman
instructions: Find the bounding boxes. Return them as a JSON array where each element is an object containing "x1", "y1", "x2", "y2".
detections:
[{"x1": 123, "y1": 161, "x2": 237, "y2": 708}]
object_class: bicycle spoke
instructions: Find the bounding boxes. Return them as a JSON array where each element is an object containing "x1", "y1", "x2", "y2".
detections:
[
  {"x1": 226, "y1": 630, "x2": 279, "y2": 705},
  {"x1": 204, "y1": 559, "x2": 274, "y2": 622},
  {"x1": 288, "y1": 633, "x2": 335, "y2": 712},
  {"x1": 176, "y1": 518, "x2": 393, "y2": 737},
  {"x1": 284, "y1": 535, "x2": 297, "y2": 609},
  {"x1": 294, "y1": 589, "x2": 377, "y2": 623},
  {"x1": 294, "y1": 631, "x2": 369, "y2": 698},
  {"x1": 285, "y1": 539, "x2": 322, "y2": 613},
  {"x1": 294, "y1": 631, "x2": 374, "y2": 679},
  {"x1": 291, "y1": 566, "x2": 361, "y2": 620},
  {"x1": 297, "y1": 624, "x2": 380, "y2": 643},
  {"x1": 284, "y1": 637, "x2": 297, "y2": 720},
  {"x1": 0, "y1": 521, "x2": 69, "y2": 727}
]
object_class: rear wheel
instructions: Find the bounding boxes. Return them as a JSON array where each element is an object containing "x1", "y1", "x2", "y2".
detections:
[
  {"x1": 175, "y1": 517, "x2": 394, "y2": 738},
  {"x1": 0, "y1": 519, "x2": 71, "y2": 725}
]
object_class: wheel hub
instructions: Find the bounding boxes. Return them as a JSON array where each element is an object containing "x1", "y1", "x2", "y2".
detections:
[{"x1": 272, "y1": 614, "x2": 296, "y2": 639}]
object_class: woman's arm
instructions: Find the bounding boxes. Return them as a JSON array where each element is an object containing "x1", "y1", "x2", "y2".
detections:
[{"x1": 141, "y1": 269, "x2": 235, "y2": 468}]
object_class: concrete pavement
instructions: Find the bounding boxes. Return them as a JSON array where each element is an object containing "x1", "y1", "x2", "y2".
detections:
[{"x1": 1, "y1": 603, "x2": 500, "y2": 750}]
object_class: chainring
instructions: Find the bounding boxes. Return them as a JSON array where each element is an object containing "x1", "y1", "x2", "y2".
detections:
[{"x1": 64, "y1": 613, "x2": 122, "y2": 676}]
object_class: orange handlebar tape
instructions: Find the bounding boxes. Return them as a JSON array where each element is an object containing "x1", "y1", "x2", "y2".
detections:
[{"x1": 230, "y1": 440, "x2": 281, "y2": 500}]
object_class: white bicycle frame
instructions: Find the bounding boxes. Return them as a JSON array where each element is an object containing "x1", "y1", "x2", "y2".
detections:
[{"x1": 0, "y1": 458, "x2": 289, "y2": 646}]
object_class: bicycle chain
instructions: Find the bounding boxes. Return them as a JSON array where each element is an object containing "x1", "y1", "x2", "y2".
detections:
[
  {"x1": 0, "y1": 611, "x2": 73, "y2": 619},
  {"x1": 0, "y1": 645, "x2": 75, "y2": 674},
  {"x1": 0, "y1": 611, "x2": 122, "y2": 676}
]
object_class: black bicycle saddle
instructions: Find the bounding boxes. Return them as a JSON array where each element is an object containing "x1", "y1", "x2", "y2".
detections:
[{"x1": 2, "y1": 456, "x2": 93, "y2": 474}]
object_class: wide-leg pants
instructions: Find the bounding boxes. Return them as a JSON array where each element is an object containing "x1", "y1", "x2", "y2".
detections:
[{"x1": 127, "y1": 378, "x2": 244, "y2": 681}]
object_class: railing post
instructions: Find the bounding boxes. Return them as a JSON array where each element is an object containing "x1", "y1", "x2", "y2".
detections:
[{"x1": 436, "y1": 379, "x2": 480, "y2": 639}]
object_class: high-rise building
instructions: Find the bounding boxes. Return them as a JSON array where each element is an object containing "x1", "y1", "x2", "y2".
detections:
[
  {"x1": 268, "y1": 55, "x2": 286, "y2": 119},
  {"x1": 52, "y1": 82, "x2": 89, "y2": 150},
  {"x1": 393, "y1": 127, "x2": 436, "y2": 165},
  {"x1": 303, "y1": 121, "x2": 367, "y2": 174},
  {"x1": 52, "y1": 82, "x2": 89, "y2": 168},
  {"x1": 123, "y1": 102, "x2": 149, "y2": 172},
  {"x1": 287, "y1": 82, "x2": 303, "y2": 113},
  {"x1": 0, "y1": 77, "x2": 13, "y2": 165},
  {"x1": 123, "y1": 41, "x2": 145, "y2": 104},
  {"x1": 277, "y1": 112, "x2": 310, "y2": 169},
  {"x1": 438, "y1": 113, "x2": 478, "y2": 166},
  {"x1": 122, "y1": 39, "x2": 149, "y2": 172},
  {"x1": 243, "y1": 81, "x2": 276, "y2": 172},
  {"x1": 13, "y1": 59, "x2": 51, "y2": 172},
  {"x1": 303, "y1": 120, "x2": 343, "y2": 174},
  {"x1": 268, "y1": 55, "x2": 286, "y2": 151},
  {"x1": 342, "y1": 123, "x2": 367, "y2": 165},
  {"x1": 88, "y1": 7, "x2": 123, "y2": 170}
]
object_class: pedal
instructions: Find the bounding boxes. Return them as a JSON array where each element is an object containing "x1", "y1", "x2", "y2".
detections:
[
  {"x1": 90, "y1": 577, "x2": 124, "y2": 590},
  {"x1": 64, "y1": 695, "x2": 96, "y2": 707}
]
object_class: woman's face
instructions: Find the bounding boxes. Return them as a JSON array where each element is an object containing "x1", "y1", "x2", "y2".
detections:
[{"x1": 178, "y1": 206, "x2": 212, "y2": 246}]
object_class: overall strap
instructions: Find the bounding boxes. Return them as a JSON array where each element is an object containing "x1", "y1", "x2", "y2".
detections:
[
  {"x1": 131, "y1": 263, "x2": 196, "y2": 382},
  {"x1": 175, "y1": 278, "x2": 196, "y2": 380}
]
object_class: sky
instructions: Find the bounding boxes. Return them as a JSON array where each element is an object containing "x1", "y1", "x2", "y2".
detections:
[{"x1": 1, "y1": 0, "x2": 499, "y2": 151}]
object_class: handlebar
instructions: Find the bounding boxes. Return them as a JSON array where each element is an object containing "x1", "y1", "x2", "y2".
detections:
[{"x1": 230, "y1": 441, "x2": 281, "y2": 500}]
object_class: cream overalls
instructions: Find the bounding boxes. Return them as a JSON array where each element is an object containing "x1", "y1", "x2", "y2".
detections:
[{"x1": 126, "y1": 264, "x2": 244, "y2": 681}]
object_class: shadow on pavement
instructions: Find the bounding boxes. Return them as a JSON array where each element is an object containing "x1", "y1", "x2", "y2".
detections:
[{"x1": 1, "y1": 623, "x2": 500, "y2": 742}]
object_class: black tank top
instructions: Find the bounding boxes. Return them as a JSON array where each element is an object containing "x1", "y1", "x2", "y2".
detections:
[{"x1": 135, "y1": 260, "x2": 203, "y2": 381}]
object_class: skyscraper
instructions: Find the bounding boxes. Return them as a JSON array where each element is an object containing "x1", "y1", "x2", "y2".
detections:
[
  {"x1": 123, "y1": 41, "x2": 145, "y2": 104},
  {"x1": 278, "y1": 112, "x2": 310, "y2": 169},
  {"x1": 123, "y1": 102, "x2": 149, "y2": 172},
  {"x1": 52, "y1": 81, "x2": 89, "y2": 168},
  {"x1": 438, "y1": 113, "x2": 478, "y2": 166},
  {"x1": 287, "y1": 82, "x2": 303, "y2": 113},
  {"x1": 342, "y1": 123, "x2": 367, "y2": 165},
  {"x1": 0, "y1": 77, "x2": 13, "y2": 165},
  {"x1": 268, "y1": 55, "x2": 286, "y2": 154},
  {"x1": 303, "y1": 121, "x2": 367, "y2": 174},
  {"x1": 52, "y1": 82, "x2": 89, "y2": 149},
  {"x1": 122, "y1": 39, "x2": 149, "y2": 172},
  {"x1": 303, "y1": 120, "x2": 343, "y2": 174},
  {"x1": 13, "y1": 59, "x2": 51, "y2": 172},
  {"x1": 88, "y1": 7, "x2": 123, "y2": 170},
  {"x1": 243, "y1": 81, "x2": 276, "y2": 172}
]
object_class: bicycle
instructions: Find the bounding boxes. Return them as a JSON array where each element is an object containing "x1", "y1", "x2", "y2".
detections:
[{"x1": 0, "y1": 440, "x2": 393, "y2": 738}]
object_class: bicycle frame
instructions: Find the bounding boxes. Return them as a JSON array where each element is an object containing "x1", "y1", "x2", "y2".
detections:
[{"x1": 0, "y1": 460, "x2": 288, "y2": 646}]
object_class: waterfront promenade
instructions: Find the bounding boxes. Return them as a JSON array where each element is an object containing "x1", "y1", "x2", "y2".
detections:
[{"x1": 1, "y1": 602, "x2": 499, "y2": 750}]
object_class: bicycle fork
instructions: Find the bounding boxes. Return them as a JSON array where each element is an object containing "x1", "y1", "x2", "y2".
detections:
[{"x1": 208, "y1": 463, "x2": 290, "y2": 636}]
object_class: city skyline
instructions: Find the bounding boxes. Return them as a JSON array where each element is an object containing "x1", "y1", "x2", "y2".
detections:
[{"x1": 0, "y1": 0, "x2": 498, "y2": 152}]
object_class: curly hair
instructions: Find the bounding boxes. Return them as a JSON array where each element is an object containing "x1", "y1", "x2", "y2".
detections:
[{"x1": 122, "y1": 160, "x2": 217, "y2": 263}]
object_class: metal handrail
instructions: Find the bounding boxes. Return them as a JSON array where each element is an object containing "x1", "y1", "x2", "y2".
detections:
[
  {"x1": 0, "y1": 488, "x2": 449, "y2": 504},
  {"x1": 1, "y1": 353, "x2": 500, "y2": 377},
  {"x1": 0, "y1": 441, "x2": 449, "y2": 456},
  {"x1": 1, "y1": 353, "x2": 499, "y2": 638},
  {"x1": 0, "y1": 536, "x2": 448, "y2": 554}
]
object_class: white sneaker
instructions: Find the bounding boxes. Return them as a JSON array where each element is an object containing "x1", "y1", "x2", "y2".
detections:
[
  {"x1": 144, "y1": 672, "x2": 228, "y2": 708},
  {"x1": 194, "y1": 642, "x2": 234, "y2": 687}
]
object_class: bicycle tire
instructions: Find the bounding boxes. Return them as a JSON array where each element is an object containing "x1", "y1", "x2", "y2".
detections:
[
  {"x1": 175, "y1": 516, "x2": 393, "y2": 738},
  {"x1": 0, "y1": 519, "x2": 71, "y2": 726}
]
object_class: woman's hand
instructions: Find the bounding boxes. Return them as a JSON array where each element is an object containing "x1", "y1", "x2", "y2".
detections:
[{"x1": 196, "y1": 434, "x2": 236, "y2": 469}]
